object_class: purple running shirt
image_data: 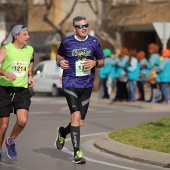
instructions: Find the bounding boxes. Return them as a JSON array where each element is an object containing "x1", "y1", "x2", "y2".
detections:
[{"x1": 58, "y1": 35, "x2": 104, "y2": 88}]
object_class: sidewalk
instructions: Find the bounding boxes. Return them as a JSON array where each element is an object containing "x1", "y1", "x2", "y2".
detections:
[
  {"x1": 90, "y1": 91, "x2": 170, "y2": 168},
  {"x1": 91, "y1": 91, "x2": 170, "y2": 111}
]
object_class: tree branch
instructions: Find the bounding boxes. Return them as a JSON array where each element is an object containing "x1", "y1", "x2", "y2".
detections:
[
  {"x1": 59, "y1": 0, "x2": 78, "y2": 27},
  {"x1": 118, "y1": 3, "x2": 168, "y2": 24},
  {"x1": 96, "y1": 30, "x2": 121, "y2": 49},
  {"x1": 43, "y1": 0, "x2": 65, "y2": 38},
  {"x1": 86, "y1": 0, "x2": 98, "y2": 15}
]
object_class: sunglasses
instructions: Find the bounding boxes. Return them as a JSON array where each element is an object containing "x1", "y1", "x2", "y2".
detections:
[{"x1": 74, "y1": 24, "x2": 89, "y2": 29}]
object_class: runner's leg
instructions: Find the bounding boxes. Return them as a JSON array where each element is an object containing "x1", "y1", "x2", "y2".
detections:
[
  {"x1": 10, "y1": 109, "x2": 28, "y2": 139},
  {"x1": 0, "y1": 117, "x2": 10, "y2": 149}
]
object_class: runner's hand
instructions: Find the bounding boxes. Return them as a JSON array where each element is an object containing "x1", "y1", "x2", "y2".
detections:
[
  {"x1": 60, "y1": 60, "x2": 69, "y2": 70},
  {"x1": 4, "y1": 72, "x2": 16, "y2": 81},
  {"x1": 28, "y1": 76, "x2": 35, "y2": 87},
  {"x1": 84, "y1": 59, "x2": 96, "y2": 69}
]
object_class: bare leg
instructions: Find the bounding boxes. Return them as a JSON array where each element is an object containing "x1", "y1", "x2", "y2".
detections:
[
  {"x1": 0, "y1": 117, "x2": 10, "y2": 149},
  {"x1": 10, "y1": 109, "x2": 28, "y2": 140}
]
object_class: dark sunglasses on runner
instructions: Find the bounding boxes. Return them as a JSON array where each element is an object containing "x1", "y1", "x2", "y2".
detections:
[{"x1": 74, "y1": 24, "x2": 89, "y2": 29}]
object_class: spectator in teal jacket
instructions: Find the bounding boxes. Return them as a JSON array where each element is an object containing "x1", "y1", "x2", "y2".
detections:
[
  {"x1": 108, "y1": 53, "x2": 118, "y2": 95},
  {"x1": 156, "y1": 49, "x2": 170, "y2": 104},
  {"x1": 136, "y1": 51, "x2": 148, "y2": 101},
  {"x1": 127, "y1": 49, "x2": 140, "y2": 101},
  {"x1": 113, "y1": 47, "x2": 129, "y2": 102},
  {"x1": 99, "y1": 48, "x2": 112, "y2": 99},
  {"x1": 146, "y1": 43, "x2": 160, "y2": 102}
]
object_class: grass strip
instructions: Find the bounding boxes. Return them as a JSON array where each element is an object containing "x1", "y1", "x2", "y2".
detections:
[{"x1": 108, "y1": 118, "x2": 170, "y2": 153}]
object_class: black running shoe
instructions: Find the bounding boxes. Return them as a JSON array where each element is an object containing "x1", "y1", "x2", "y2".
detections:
[{"x1": 55, "y1": 126, "x2": 65, "y2": 150}]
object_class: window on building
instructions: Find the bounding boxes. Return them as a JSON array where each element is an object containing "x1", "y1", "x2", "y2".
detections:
[
  {"x1": 33, "y1": 0, "x2": 45, "y2": 5},
  {"x1": 147, "y1": 0, "x2": 169, "y2": 3},
  {"x1": 112, "y1": 0, "x2": 139, "y2": 6},
  {"x1": 79, "y1": 0, "x2": 87, "y2": 2},
  {"x1": 0, "y1": 0, "x2": 24, "y2": 4}
]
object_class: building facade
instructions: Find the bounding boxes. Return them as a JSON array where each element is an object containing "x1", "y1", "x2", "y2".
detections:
[
  {"x1": 28, "y1": 0, "x2": 97, "y2": 63},
  {"x1": 110, "y1": 0, "x2": 170, "y2": 55}
]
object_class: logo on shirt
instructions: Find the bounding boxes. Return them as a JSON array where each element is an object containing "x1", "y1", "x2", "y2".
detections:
[{"x1": 72, "y1": 48, "x2": 91, "y2": 57}]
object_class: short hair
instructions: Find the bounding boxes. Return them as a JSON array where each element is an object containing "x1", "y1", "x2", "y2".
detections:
[{"x1": 73, "y1": 16, "x2": 86, "y2": 26}]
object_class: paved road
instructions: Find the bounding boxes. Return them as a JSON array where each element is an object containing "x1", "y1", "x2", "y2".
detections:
[{"x1": 1, "y1": 95, "x2": 170, "y2": 170}]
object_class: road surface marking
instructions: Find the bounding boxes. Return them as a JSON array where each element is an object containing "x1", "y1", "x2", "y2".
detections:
[{"x1": 59, "y1": 133, "x2": 139, "y2": 170}]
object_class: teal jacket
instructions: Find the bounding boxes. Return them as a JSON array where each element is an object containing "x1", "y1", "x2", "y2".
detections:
[
  {"x1": 146, "y1": 53, "x2": 160, "y2": 77},
  {"x1": 110, "y1": 58, "x2": 118, "y2": 79},
  {"x1": 99, "y1": 57, "x2": 112, "y2": 79},
  {"x1": 116, "y1": 55, "x2": 129, "y2": 78},
  {"x1": 127, "y1": 57, "x2": 140, "y2": 80},
  {"x1": 138, "y1": 58, "x2": 148, "y2": 81},
  {"x1": 156, "y1": 58, "x2": 170, "y2": 82}
]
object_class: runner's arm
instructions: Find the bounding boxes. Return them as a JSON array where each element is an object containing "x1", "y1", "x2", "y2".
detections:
[
  {"x1": 0, "y1": 47, "x2": 6, "y2": 76},
  {"x1": 84, "y1": 58, "x2": 104, "y2": 70},
  {"x1": 28, "y1": 54, "x2": 35, "y2": 87},
  {"x1": 96, "y1": 59, "x2": 104, "y2": 68},
  {"x1": 0, "y1": 47, "x2": 16, "y2": 81},
  {"x1": 56, "y1": 55, "x2": 69, "y2": 69}
]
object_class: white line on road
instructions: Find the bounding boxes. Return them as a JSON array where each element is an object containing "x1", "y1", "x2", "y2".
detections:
[{"x1": 60, "y1": 133, "x2": 139, "y2": 170}]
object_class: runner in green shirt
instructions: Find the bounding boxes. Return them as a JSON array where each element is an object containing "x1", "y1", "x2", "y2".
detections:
[{"x1": 0, "y1": 25, "x2": 34, "y2": 165}]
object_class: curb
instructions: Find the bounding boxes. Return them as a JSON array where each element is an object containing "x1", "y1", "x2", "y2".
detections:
[
  {"x1": 90, "y1": 97, "x2": 170, "y2": 111},
  {"x1": 94, "y1": 134, "x2": 170, "y2": 168}
]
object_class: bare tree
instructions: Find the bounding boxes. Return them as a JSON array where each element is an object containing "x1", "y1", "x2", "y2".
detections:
[
  {"x1": 43, "y1": 0, "x2": 78, "y2": 39},
  {"x1": 87, "y1": 0, "x2": 122, "y2": 52}
]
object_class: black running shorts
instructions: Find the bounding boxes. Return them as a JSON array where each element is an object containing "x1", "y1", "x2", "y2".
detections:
[
  {"x1": 0, "y1": 86, "x2": 32, "y2": 118},
  {"x1": 63, "y1": 87, "x2": 92, "y2": 120}
]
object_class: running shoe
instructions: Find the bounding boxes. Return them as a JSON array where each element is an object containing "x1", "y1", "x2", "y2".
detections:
[
  {"x1": 5, "y1": 137, "x2": 17, "y2": 159},
  {"x1": 55, "y1": 126, "x2": 65, "y2": 150},
  {"x1": 0, "y1": 151, "x2": 3, "y2": 165},
  {"x1": 72, "y1": 151, "x2": 86, "y2": 164}
]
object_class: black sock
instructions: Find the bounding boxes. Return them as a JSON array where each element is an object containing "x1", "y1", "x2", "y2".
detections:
[
  {"x1": 61, "y1": 122, "x2": 71, "y2": 138},
  {"x1": 70, "y1": 126, "x2": 80, "y2": 157}
]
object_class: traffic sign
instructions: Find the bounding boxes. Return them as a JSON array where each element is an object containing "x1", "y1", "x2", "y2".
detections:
[{"x1": 153, "y1": 22, "x2": 170, "y2": 49}]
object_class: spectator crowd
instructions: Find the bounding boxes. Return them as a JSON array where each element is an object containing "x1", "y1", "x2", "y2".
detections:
[{"x1": 99, "y1": 43, "x2": 170, "y2": 104}]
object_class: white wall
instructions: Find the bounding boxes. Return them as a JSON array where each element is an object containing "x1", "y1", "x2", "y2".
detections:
[{"x1": 0, "y1": 11, "x2": 6, "y2": 47}]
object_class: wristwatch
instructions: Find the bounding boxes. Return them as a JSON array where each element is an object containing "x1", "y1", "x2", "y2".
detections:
[{"x1": 95, "y1": 60, "x2": 98, "y2": 67}]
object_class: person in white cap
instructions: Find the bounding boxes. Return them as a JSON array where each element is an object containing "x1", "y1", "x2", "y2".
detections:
[{"x1": 0, "y1": 24, "x2": 35, "y2": 165}]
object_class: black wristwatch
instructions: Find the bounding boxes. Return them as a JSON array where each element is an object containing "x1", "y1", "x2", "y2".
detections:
[{"x1": 95, "y1": 60, "x2": 98, "y2": 67}]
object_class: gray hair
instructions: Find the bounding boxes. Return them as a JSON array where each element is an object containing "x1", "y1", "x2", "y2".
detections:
[{"x1": 73, "y1": 16, "x2": 86, "y2": 26}]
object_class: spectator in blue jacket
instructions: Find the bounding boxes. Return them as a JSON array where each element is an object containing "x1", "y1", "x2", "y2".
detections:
[
  {"x1": 108, "y1": 52, "x2": 118, "y2": 96},
  {"x1": 136, "y1": 51, "x2": 148, "y2": 101},
  {"x1": 127, "y1": 49, "x2": 140, "y2": 101},
  {"x1": 156, "y1": 49, "x2": 170, "y2": 104},
  {"x1": 146, "y1": 43, "x2": 160, "y2": 102},
  {"x1": 99, "y1": 48, "x2": 112, "y2": 99},
  {"x1": 113, "y1": 47, "x2": 129, "y2": 102}
]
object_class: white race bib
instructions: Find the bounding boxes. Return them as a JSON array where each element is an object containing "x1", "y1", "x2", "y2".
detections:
[
  {"x1": 75, "y1": 60, "x2": 91, "y2": 76},
  {"x1": 10, "y1": 61, "x2": 28, "y2": 77}
]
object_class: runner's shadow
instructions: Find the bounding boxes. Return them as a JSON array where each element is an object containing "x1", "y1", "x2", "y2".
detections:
[
  {"x1": 33, "y1": 147, "x2": 71, "y2": 162},
  {"x1": 0, "y1": 151, "x2": 17, "y2": 165}
]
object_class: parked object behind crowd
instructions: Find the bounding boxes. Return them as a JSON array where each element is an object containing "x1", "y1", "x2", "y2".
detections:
[
  {"x1": 136, "y1": 51, "x2": 148, "y2": 101},
  {"x1": 146, "y1": 43, "x2": 160, "y2": 102},
  {"x1": 127, "y1": 49, "x2": 140, "y2": 101},
  {"x1": 156, "y1": 49, "x2": 170, "y2": 104},
  {"x1": 113, "y1": 47, "x2": 129, "y2": 101}
]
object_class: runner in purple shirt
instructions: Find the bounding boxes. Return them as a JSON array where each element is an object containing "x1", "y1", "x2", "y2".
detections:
[{"x1": 55, "y1": 16, "x2": 104, "y2": 164}]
